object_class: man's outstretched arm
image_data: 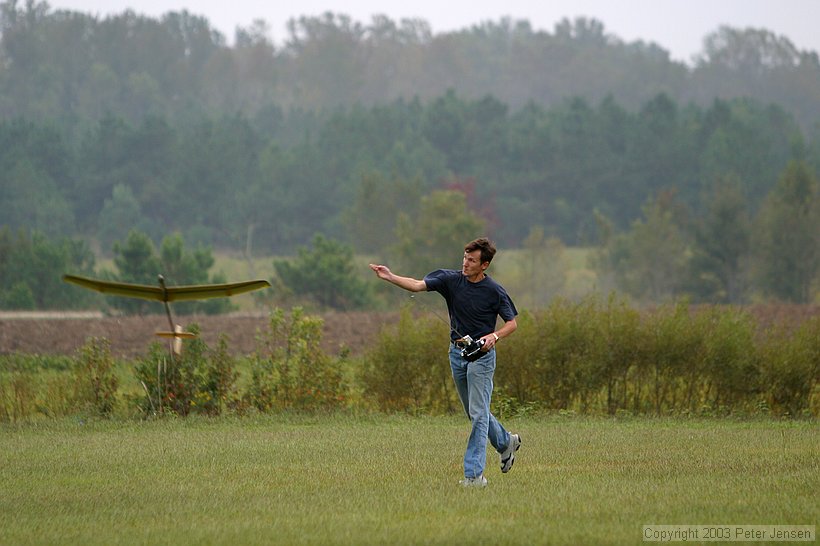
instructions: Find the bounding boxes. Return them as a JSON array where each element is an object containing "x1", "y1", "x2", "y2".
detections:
[{"x1": 369, "y1": 264, "x2": 427, "y2": 292}]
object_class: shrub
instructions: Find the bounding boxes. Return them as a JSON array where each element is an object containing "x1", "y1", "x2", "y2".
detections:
[
  {"x1": 133, "y1": 324, "x2": 240, "y2": 416},
  {"x1": 594, "y1": 294, "x2": 644, "y2": 415},
  {"x1": 203, "y1": 336, "x2": 241, "y2": 415},
  {"x1": 699, "y1": 307, "x2": 759, "y2": 413},
  {"x1": 759, "y1": 317, "x2": 820, "y2": 416},
  {"x1": 0, "y1": 371, "x2": 35, "y2": 422},
  {"x1": 248, "y1": 308, "x2": 347, "y2": 412},
  {"x1": 494, "y1": 309, "x2": 540, "y2": 405},
  {"x1": 2, "y1": 296, "x2": 817, "y2": 420},
  {"x1": 359, "y1": 306, "x2": 457, "y2": 414},
  {"x1": 640, "y1": 301, "x2": 706, "y2": 415},
  {"x1": 0, "y1": 353, "x2": 76, "y2": 421},
  {"x1": 364, "y1": 295, "x2": 820, "y2": 417},
  {"x1": 497, "y1": 297, "x2": 611, "y2": 412},
  {"x1": 73, "y1": 337, "x2": 119, "y2": 416}
]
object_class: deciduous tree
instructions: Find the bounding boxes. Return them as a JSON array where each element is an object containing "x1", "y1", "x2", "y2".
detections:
[
  {"x1": 391, "y1": 189, "x2": 485, "y2": 278},
  {"x1": 754, "y1": 161, "x2": 820, "y2": 302},
  {"x1": 688, "y1": 176, "x2": 752, "y2": 303}
]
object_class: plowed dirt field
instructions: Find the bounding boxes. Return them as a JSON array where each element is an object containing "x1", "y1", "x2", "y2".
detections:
[{"x1": 0, "y1": 311, "x2": 398, "y2": 358}]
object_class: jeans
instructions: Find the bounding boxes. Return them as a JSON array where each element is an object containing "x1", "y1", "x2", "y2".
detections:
[{"x1": 449, "y1": 343, "x2": 511, "y2": 479}]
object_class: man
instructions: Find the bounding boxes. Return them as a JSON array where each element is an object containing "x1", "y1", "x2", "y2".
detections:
[{"x1": 369, "y1": 237, "x2": 521, "y2": 487}]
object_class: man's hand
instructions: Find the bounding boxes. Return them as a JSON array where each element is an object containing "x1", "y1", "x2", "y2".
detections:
[
  {"x1": 479, "y1": 333, "x2": 497, "y2": 351},
  {"x1": 369, "y1": 264, "x2": 426, "y2": 292},
  {"x1": 479, "y1": 318, "x2": 517, "y2": 351},
  {"x1": 369, "y1": 263, "x2": 392, "y2": 281}
]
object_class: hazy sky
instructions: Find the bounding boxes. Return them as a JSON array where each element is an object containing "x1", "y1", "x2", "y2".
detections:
[{"x1": 49, "y1": 0, "x2": 820, "y2": 65}]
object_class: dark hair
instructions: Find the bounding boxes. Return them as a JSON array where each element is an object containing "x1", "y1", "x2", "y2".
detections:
[{"x1": 464, "y1": 237, "x2": 496, "y2": 265}]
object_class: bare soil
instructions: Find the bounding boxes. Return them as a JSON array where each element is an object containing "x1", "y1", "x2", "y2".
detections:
[{"x1": 0, "y1": 311, "x2": 399, "y2": 359}]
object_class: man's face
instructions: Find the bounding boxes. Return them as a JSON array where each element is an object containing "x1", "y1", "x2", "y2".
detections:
[{"x1": 462, "y1": 249, "x2": 487, "y2": 278}]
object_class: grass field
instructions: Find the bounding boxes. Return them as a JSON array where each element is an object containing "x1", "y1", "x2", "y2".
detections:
[{"x1": 1, "y1": 415, "x2": 817, "y2": 545}]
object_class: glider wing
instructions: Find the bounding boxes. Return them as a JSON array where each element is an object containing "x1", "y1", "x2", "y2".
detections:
[
  {"x1": 63, "y1": 275, "x2": 270, "y2": 302},
  {"x1": 162, "y1": 279, "x2": 271, "y2": 302},
  {"x1": 63, "y1": 275, "x2": 165, "y2": 301}
]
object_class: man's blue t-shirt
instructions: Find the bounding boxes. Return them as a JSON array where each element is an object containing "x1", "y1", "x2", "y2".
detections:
[{"x1": 423, "y1": 269, "x2": 518, "y2": 341}]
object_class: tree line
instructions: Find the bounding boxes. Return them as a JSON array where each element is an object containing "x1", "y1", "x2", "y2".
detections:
[
  {"x1": 591, "y1": 160, "x2": 820, "y2": 304},
  {"x1": 3, "y1": 150, "x2": 819, "y2": 310},
  {"x1": 2, "y1": 0, "x2": 820, "y2": 308},
  {"x1": 1, "y1": 1, "x2": 819, "y2": 130},
  {"x1": 2, "y1": 92, "x2": 817, "y2": 249},
  {"x1": 2, "y1": 90, "x2": 820, "y2": 307}
]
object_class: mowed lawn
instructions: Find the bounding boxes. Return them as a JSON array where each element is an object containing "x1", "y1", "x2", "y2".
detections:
[{"x1": 1, "y1": 415, "x2": 817, "y2": 545}]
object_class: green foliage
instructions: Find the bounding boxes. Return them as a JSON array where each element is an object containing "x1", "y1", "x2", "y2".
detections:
[
  {"x1": 3, "y1": 282, "x2": 35, "y2": 309},
  {"x1": 0, "y1": 371, "x2": 36, "y2": 422},
  {"x1": 342, "y1": 171, "x2": 424, "y2": 253},
  {"x1": 391, "y1": 190, "x2": 485, "y2": 278},
  {"x1": 361, "y1": 295, "x2": 820, "y2": 417},
  {"x1": 72, "y1": 337, "x2": 119, "y2": 416},
  {"x1": 0, "y1": 353, "x2": 77, "y2": 421},
  {"x1": 0, "y1": 91, "x2": 814, "y2": 288},
  {"x1": 112, "y1": 230, "x2": 161, "y2": 284},
  {"x1": 699, "y1": 307, "x2": 759, "y2": 411},
  {"x1": 593, "y1": 295, "x2": 644, "y2": 415},
  {"x1": 248, "y1": 308, "x2": 347, "y2": 412},
  {"x1": 594, "y1": 160, "x2": 820, "y2": 305},
  {"x1": 274, "y1": 234, "x2": 371, "y2": 310},
  {"x1": 157, "y1": 233, "x2": 232, "y2": 315},
  {"x1": 495, "y1": 226, "x2": 569, "y2": 309},
  {"x1": 758, "y1": 317, "x2": 820, "y2": 416},
  {"x1": 109, "y1": 230, "x2": 162, "y2": 314},
  {"x1": 753, "y1": 161, "x2": 820, "y2": 302},
  {"x1": 0, "y1": 228, "x2": 97, "y2": 310},
  {"x1": 133, "y1": 325, "x2": 240, "y2": 416},
  {"x1": 505, "y1": 298, "x2": 608, "y2": 411},
  {"x1": 594, "y1": 192, "x2": 690, "y2": 302},
  {"x1": 97, "y1": 184, "x2": 151, "y2": 255},
  {"x1": 173, "y1": 115, "x2": 265, "y2": 250},
  {"x1": 2, "y1": 2, "x2": 818, "y2": 131},
  {"x1": 359, "y1": 306, "x2": 457, "y2": 414},
  {"x1": 0, "y1": 4, "x2": 818, "y2": 265},
  {"x1": 496, "y1": 294, "x2": 644, "y2": 415},
  {"x1": 1, "y1": 302, "x2": 819, "y2": 419},
  {"x1": 688, "y1": 175, "x2": 752, "y2": 303},
  {"x1": 206, "y1": 336, "x2": 242, "y2": 415},
  {"x1": 642, "y1": 301, "x2": 707, "y2": 415},
  {"x1": 0, "y1": 120, "x2": 75, "y2": 237},
  {"x1": 76, "y1": 114, "x2": 178, "y2": 235},
  {"x1": 109, "y1": 230, "x2": 233, "y2": 314}
]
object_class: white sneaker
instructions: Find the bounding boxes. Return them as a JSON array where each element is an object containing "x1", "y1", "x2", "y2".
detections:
[
  {"x1": 459, "y1": 475, "x2": 488, "y2": 487},
  {"x1": 500, "y1": 433, "x2": 521, "y2": 473}
]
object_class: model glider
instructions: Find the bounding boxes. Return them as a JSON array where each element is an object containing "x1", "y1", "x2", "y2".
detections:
[{"x1": 63, "y1": 274, "x2": 270, "y2": 355}]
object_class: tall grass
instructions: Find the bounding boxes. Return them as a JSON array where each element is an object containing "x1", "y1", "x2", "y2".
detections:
[
  {"x1": 360, "y1": 297, "x2": 819, "y2": 417},
  {"x1": 3, "y1": 298, "x2": 819, "y2": 421},
  {"x1": 0, "y1": 415, "x2": 816, "y2": 545}
]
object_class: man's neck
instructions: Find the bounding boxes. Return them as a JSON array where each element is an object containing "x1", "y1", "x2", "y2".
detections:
[{"x1": 466, "y1": 271, "x2": 485, "y2": 283}]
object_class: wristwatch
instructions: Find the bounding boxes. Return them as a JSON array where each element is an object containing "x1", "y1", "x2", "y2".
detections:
[{"x1": 492, "y1": 333, "x2": 499, "y2": 341}]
